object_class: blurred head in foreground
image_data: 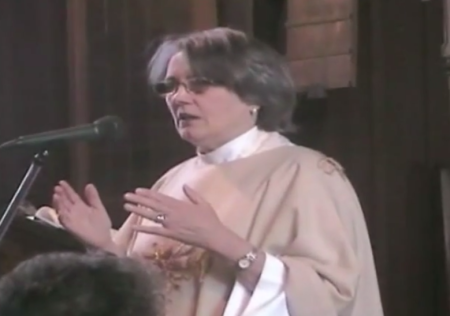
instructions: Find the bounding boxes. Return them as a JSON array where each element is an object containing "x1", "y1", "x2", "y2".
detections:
[{"x1": 0, "y1": 251, "x2": 162, "y2": 316}]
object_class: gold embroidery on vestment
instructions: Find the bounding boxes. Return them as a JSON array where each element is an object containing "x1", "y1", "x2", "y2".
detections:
[{"x1": 143, "y1": 242, "x2": 212, "y2": 293}]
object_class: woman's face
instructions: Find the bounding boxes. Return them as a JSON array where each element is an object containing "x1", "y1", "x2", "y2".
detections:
[{"x1": 163, "y1": 52, "x2": 256, "y2": 152}]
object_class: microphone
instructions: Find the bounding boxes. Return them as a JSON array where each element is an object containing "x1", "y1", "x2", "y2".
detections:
[{"x1": 0, "y1": 115, "x2": 125, "y2": 150}]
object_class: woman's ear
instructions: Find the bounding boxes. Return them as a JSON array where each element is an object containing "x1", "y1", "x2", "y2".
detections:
[{"x1": 249, "y1": 106, "x2": 259, "y2": 116}]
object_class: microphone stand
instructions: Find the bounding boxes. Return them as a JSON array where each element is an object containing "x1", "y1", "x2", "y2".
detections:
[{"x1": 0, "y1": 149, "x2": 49, "y2": 244}]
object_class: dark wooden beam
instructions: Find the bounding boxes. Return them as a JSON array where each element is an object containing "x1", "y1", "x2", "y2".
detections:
[
  {"x1": 190, "y1": 0, "x2": 218, "y2": 30},
  {"x1": 66, "y1": 0, "x2": 90, "y2": 190},
  {"x1": 217, "y1": 0, "x2": 253, "y2": 34}
]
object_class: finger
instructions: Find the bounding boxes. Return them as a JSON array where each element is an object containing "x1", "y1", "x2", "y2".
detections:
[
  {"x1": 84, "y1": 184, "x2": 104, "y2": 210},
  {"x1": 132, "y1": 224, "x2": 174, "y2": 239},
  {"x1": 59, "y1": 181, "x2": 83, "y2": 204},
  {"x1": 124, "y1": 203, "x2": 158, "y2": 221},
  {"x1": 52, "y1": 193, "x2": 59, "y2": 209},
  {"x1": 57, "y1": 207, "x2": 71, "y2": 223},
  {"x1": 134, "y1": 187, "x2": 153, "y2": 196},
  {"x1": 58, "y1": 211, "x2": 78, "y2": 232},
  {"x1": 124, "y1": 192, "x2": 152, "y2": 206},
  {"x1": 135, "y1": 188, "x2": 179, "y2": 207},
  {"x1": 57, "y1": 212, "x2": 70, "y2": 227},
  {"x1": 124, "y1": 193, "x2": 171, "y2": 214},
  {"x1": 54, "y1": 187, "x2": 76, "y2": 210},
  {"x1": 54, "y1": 186, "x2": 66, "y2": 199},
  {"x1": 183, "y1": 185, "x2": 207, "y2": 205},
  {"x1": 53, "y1": 194, "x2": 71, "y2": 214}
]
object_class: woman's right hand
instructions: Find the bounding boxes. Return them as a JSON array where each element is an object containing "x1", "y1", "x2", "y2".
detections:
[{"x1": 53, "y1": 181, "x2": 115, "y2": 252}]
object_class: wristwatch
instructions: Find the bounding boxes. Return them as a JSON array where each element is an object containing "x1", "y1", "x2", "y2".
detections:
[{"x1": 237, "y1": 250, "x2": 258, "y2": 270}]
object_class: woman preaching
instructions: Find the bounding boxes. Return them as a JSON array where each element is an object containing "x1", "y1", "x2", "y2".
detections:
[{"x1": 41, "y1": 27, "x2": 384, "y2": 316}]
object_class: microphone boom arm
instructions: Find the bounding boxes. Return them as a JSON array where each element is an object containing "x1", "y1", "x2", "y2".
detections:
[{"x1": 0, "y1": 149, "x2": 50, "y2": 244}]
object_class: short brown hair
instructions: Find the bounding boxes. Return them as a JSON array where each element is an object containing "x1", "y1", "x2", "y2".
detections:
[{"x1": 147, "y1": 27, "x2": 297, "y2": 133}]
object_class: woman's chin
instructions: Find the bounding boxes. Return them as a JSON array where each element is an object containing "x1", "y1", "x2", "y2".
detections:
[{"x1": 177, "y1": 127, "x2": 204, "y2": 144}]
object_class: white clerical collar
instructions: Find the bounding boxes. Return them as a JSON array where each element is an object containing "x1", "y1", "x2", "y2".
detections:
[{"x1": 198, "y1": 127, "x2": 260, "y2": 164}]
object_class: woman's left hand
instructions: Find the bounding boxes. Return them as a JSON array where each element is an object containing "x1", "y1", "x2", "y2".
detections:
[{"x1": 123, "y1": 185, "x2": 225, "y2": 249}]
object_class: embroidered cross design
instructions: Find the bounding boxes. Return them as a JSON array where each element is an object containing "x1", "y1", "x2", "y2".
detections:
[{"x1": 317, "y1": 157, "x2": 346, "y2": 179}]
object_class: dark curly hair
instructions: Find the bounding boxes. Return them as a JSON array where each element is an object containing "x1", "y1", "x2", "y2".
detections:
[{"x1": 0, "y1": 252, "x2": 163, "y2": 316}]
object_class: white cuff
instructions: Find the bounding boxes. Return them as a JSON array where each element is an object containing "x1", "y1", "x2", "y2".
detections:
[{"x1": 223, "y1": 253, "x2": 290, "y2": 316}]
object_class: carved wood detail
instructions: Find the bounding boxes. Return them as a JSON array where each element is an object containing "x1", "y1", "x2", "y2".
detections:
[{"x1": 285, "y1": 0, "x2": 357, "y2": 90}]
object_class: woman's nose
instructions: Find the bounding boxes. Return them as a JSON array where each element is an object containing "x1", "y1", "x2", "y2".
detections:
[{"x1": 168, "y1": 84, "x2": 191, "y2": 103}]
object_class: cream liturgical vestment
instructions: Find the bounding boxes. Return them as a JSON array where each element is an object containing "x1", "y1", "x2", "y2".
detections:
[
  {"x1": 35, "y1": 128, "x2": 383, "y2": 315},
  {"x1": 113, "y1": 127, "x2": 384, "y2": 316}
]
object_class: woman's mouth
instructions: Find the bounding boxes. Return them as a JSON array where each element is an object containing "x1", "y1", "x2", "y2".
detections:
[{"x1": 177, "y1": 113, "x2": 200, "y2": 125}]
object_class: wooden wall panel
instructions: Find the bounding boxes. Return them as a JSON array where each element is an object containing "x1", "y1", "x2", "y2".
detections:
[
  {"x1": 1, "y1": 2, "x2": 450, "y2": 316},
  {"x1": 66, "y1": 0, "x2": 90, "y2": 190},
  {"x1": 0, "y1": 1, "x2": 69, "y2": 207},
  {"x1": 190, "y1": 0, "x2": 218, "y2": 30},
  {"x1": 217, "y1": 0, "x2": 253, "y2": 33},
  {"x1": 286, "y1": 0, "x2": 357, "y2": 89},
  {"x1": 368, "y1": 0, "x2": 440, "y2": 312},
  {"x1": 0, "y1": 0, "x2": 70, "y2": 273}
]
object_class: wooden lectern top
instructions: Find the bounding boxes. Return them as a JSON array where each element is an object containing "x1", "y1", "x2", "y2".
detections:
[{"x1": 0, "y1": 216, "x2": 85, "y2": 275}]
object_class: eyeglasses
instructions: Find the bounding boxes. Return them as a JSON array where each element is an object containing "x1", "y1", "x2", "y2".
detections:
[{"x1": 152, "y1": 77, "x2": 216, "y2": 96}]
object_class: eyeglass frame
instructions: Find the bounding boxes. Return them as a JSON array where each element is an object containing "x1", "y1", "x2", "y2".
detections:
[{"x1": 151, "y1": 76, "x2": 220, "y2": 97}]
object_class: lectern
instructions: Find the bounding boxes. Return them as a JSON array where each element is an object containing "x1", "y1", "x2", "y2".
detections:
[{"x1": 0, "y1": 216, "x2": 84, "y2": 275}]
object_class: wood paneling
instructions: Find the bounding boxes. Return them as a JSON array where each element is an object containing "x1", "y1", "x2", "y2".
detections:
[
  {"x1": 66, "y1": 0, "x2": 90, "y2": 190},
  {"x1": 0, "y1": 0, "x2": 70, "y2": 272},
  {"x1": 190, "y1": 0, "x2": 218, "y2": 30},
  {"x1": 286, "y1": 0, "x2": 357, "y2": 89},
  {"x1": 0, "y1": 1, "x2": 449, "y2": 316},
  {"x1": 217, "y1": 0, "x2": 253, "y2": 33},
  {"x1": 0, "y1": 1, "x2": 69, "y2": 207}
]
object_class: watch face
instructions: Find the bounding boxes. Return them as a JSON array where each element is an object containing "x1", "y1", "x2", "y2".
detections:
[{"x1": 238, "y1": 259, "x2": 250, "y2": 269}]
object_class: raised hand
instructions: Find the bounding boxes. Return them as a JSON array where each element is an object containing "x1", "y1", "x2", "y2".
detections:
[
  {"x1": 53, "y1": 181, "x2": 114, "y2": 251},
  {"x1": 123, "y1": 185, "x2": 225, "y2": 250}
]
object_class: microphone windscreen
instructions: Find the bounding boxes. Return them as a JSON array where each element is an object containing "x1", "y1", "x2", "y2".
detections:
[{"x1": 94, "y1": 116, "x2": 125, "y2": 140}]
